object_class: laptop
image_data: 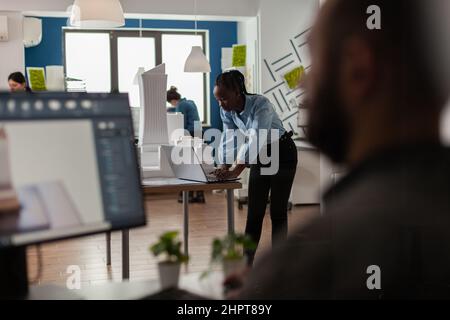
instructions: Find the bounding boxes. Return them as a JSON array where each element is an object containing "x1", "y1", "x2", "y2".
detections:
[{"x1": 161, "y1": 145, "x2": 239, "y2": 183}]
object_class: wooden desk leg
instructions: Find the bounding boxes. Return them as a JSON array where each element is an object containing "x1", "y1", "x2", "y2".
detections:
[
  {"x1": 106, "y1": 232, "x2": 111, "y2": 266},
  {"x1": 226, "y1": 189, "x2": 235, "y2": 235},
  {"x1": 183, "y1": 191, "x2": 189, "y2": 256},
  {"x1": 122, "y1": 229, "x2": 130, "y2": 280}
]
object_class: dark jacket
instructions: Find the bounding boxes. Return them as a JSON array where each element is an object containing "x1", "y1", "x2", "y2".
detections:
[{"x1": 239, "y1": 144, "x2": 450, "y2": 299}]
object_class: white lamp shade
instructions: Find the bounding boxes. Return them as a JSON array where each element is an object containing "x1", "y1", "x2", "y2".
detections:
[
  {"x1": 184, "y1": 46, "x2": 211, "y2": 73},
  {"x1": 70, "y1": 0, "x2": 125, "y2": 28}
]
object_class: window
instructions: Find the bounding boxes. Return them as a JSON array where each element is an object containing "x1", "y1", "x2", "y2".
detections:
[
  {"x1": 117, "y1": 37, "x2": 156, "y2": 107},
  {"x1": 65, "y1": 32, "x2": 111, "y2": 92},
  {"x1": 63, "y1": 29, "x2": 209, "y2": 124},
  {"x1": 162, "y1": 34, "x2": 205, "y2": 122}
]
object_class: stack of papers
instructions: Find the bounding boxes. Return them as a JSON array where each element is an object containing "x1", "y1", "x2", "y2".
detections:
[
  {"x1": 221, "y1": 48, "x2": 233, "y2": 71},
  {"x1": 66, "y1": 77, "x2": 86, "y2": 92}
]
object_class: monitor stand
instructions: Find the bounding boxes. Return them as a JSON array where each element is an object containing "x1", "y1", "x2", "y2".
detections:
[{"x1": 0, "y1": 246, "x2": 29, "y2": 299}]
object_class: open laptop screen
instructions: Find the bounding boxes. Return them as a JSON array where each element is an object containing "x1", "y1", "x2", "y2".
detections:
[{"x1": 0, "y1": 92, "x2": 145, "y2": 248}]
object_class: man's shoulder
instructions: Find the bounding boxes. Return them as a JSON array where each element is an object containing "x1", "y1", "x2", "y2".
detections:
[
  {"x1": 324, "y1": 148, "x2": 450, "y2": 221},
  {"x1": 239, "y1": 214, "x2": 332, "y2": 299}
]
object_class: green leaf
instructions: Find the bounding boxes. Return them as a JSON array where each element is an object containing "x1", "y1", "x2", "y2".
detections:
[
  {"x1": 150, "y1": 242, "x2": 166, "y2": 256},
  {"x1": 161, "y1": 231, "x2": 179, "y2": 242},
  {"x1": 200, "y1": 270, "x2": 210, "y2": 280},
  {"x1": 209, "y1": 233, "x2": 256, "y2": 263},
  {"x1": 149, "y1": 231, "x2": 189, "y2": 264}
]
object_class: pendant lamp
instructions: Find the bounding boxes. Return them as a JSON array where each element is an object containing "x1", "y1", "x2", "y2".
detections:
[
  {"x1": 70, "y1": 0, "x2": 125, "y2": 28},
  {"x1": 184, "y1": 0, "x2": 211, "y2": 73}
]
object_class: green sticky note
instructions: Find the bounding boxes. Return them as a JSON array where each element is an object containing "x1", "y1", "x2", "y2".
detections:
[
  {"x1": 27, "y1": 68, "x2": 47, "y2": 91},
  {"x1": 284, "y1": 66, "x2": 305, "y2": 90},
  {"x1": 232, "y1": 45, "x2": 247, "y2": 67}
]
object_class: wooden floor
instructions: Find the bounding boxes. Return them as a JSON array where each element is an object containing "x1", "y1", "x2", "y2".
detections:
[{"x1": 27, "y1": 191, "x2": 319, "y2": 288}]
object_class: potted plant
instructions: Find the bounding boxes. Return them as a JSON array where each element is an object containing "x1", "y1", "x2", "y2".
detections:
[
  {"x1": 210, "y1": 233, "x2": 256, "y2": 277},
  {"x1": 150, "y1": 231, "x2": 189, "y2": 289}
]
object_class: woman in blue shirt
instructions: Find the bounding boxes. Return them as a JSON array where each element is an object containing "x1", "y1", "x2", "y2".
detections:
[
  {"x1": 213, "y1": 70, "x2": 297, "y2": 266},
  {"x1": 166, "y1": 86, "x2": 200, "y2": 137}
]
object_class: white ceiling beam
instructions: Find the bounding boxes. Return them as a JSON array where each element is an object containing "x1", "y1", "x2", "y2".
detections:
[{"x1": 1, "y1": 0, "x2": 260, "y2": 18}]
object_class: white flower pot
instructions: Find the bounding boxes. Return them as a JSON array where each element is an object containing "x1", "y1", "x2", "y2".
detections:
[
  {"x1": 222, "y1": 257, "x2": 246, "y2": 277},
  {"x1": 158, "y1": 262, "x2": 181, "y2": 290}
]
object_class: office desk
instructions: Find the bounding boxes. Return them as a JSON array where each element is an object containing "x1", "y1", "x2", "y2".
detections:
[
  {"x1": 28, "y1": 271, "x2": 224, "y2": 300},
  {"x1": 291, "y1": 141, "x2": 321, "y2": 205},
  {"x1": 107, "y1": 178, "x2": 242, "y2": 280}
]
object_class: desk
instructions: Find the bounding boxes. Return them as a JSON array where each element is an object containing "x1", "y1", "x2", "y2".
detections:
[
  {"x1": 28, "y1": 271, "x2": 224, "y2": 300},
  {"x1": 292, "y1": 139, "x2": 344, "y2": 207},
  {"x1": 291, "y1": 141, "x2": 321, "y2": 205},
  {"x1": 107, "y1": 178, "x2": 242, "y2": 280}
]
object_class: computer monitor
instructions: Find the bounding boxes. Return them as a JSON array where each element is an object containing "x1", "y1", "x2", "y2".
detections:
[{"x1": 0, "y1": 92, "x2": 146, "y2": 248}]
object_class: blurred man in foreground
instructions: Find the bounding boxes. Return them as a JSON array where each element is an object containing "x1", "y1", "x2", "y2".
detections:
[{"x1": 231, "y1": 0, "x2": 450, "y2": 299}]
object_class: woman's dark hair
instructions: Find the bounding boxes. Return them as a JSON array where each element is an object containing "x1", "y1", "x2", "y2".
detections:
[
  {"x1": 8, "y1": 72, "x2": 26, "y2": 84},
  {"x1": 215, "y1": 70, "x2": 252, "y2": 95},
  {"x1": 167, "y1": 86, "x2": 181, "y2": 102}
]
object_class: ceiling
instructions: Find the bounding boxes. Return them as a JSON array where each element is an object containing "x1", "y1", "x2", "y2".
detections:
[{"x1": 1, "y1": 0, "x2": 262, "y2": 20}]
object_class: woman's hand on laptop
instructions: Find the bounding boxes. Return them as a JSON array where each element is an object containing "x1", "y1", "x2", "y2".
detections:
[
  {"x1": 211, "y1": 165, "x2": 231, "y2": 180},
  {"x1": 212, "y1": 164, "x2": 246, "y2": 180}
]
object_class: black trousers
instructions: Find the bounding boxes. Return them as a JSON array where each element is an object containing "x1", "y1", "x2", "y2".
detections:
[{"x1": 245, "y1": 134, "x2": 298, "y2": 264}]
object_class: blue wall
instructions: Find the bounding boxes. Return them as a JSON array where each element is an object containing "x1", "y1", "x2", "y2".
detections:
[{"x1": 25, "y1": 17, "x2": 238, "y2": 130}]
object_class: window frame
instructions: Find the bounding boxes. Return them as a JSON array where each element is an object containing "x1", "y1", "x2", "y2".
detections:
[{"x1": 62, "y1": 28, "x2": 209, "y2": 125}]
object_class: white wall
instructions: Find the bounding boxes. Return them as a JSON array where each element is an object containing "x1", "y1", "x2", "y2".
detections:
[
  {"x1": 257, "y1": 0, "x2": 319, "y2": 139},
  {"x1": 256, "y1": 0, "x2": 338, "y2": 205},
  {"x1": 237, "y1": 0, "x2": 320, "y2": 102},
  {"x1": 237, "y1": 17, "x2": 260, "y2": 93},
  {"x1": 259, "y1": 0, "x2": 318, "y2": 93},
  {"x1": 2, "y1": 0, "x2": 260, "y2": 19},
  {"x1": 0, "y1": 12, "x2": 25, "y2": 90}
]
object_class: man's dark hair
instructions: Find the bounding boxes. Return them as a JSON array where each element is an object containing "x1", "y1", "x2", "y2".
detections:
[
  {"x1": 323, "y1": 0, "x2": 446, "y2": 111},
  {"x1": 8, "y1": 72, "x2": 26, "y2": 84}
]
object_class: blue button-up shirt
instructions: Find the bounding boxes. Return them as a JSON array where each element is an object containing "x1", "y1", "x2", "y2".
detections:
[
  {"x1": 176, "y1": 98, "x2": 200, "y2": 134},
  {"x1": 219, "y1": 94, "x2": 286, "y2": 164}
]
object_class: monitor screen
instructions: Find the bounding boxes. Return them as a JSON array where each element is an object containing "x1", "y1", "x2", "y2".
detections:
[{"x1": 0, "y1": 92, "x2": 145, "y2": 248}]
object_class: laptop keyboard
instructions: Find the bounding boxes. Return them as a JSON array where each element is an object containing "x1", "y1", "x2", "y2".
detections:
[{"x1": 206, "y1": 175, "x2": 220, "y2": 182}]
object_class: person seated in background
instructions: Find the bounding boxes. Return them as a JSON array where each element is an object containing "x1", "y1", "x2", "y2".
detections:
[
  {"x1": 167, "y1": 86, "x2": 200, "y2": 137},
  {"x1": 227, "y1": 0, "x2": 450, "y2": 299},
  {"x1": 166, "y1": 86, "x2": 205, "y2": 203},
  {"x1": 8, "y1": 72, "x2": 31, "y2": 93}
]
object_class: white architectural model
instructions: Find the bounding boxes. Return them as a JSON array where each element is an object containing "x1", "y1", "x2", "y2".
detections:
[{"x1": 137, "y1": 64, "x2": 173, "y2": 178}]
